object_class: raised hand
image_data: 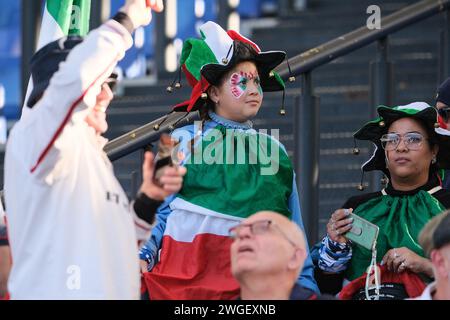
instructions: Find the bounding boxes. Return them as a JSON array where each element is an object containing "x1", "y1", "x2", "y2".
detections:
[
  {"x1": 139, "y1": 151, "x2": 186, "y2": 201},
  {"x1": 120, "y1": 0, "x2": 164, "y2": 29}
]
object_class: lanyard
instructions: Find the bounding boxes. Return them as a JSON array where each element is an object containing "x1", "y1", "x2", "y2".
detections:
[{"x1": 365, "y1": 241, "x2": 380, "y2": 300}]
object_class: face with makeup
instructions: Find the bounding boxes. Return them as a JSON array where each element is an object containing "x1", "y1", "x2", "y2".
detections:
[
  {"x1": 384, "y1": 117, "x2": 438, "y2": 186},
  {"x1": 208, "y1": 61, "x2": 263, "y2": 123}
]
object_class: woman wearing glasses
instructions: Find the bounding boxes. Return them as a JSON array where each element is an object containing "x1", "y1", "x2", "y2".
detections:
[{"x1": 316, "y1": 102, "x2": 450, "y2": 299}]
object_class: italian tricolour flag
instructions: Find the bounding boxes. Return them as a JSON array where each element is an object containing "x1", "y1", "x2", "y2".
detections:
[
  {"x1": 144, "y1": 126, "x2": 294, "y2": 299},
  {"x1": 23, "y1": 0, "x2": 91, "y2": 111}
]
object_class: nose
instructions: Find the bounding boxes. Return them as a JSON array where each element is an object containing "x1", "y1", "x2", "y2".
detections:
[
  {"x1": 237, "y1": 225, "x2": 252, "y2": 240},
  {"x1": 247, "y1": 81, "x2": 260, "y2": 96},
  {"x1": 396, "y1": 137, "x2": 408, "y2": 152}
]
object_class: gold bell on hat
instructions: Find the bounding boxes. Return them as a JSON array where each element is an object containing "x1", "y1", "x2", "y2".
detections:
[
  {"x1": 201, "y1": 92, "x2": 208, "y2": 100},
  {"x1": 269, "y1": 71, "x2": 275, "y2": 78},
  {"x1": 279, "y1": 109, "x2": 286, "y2": 116},
  {"x1": 166, "y1": 86, "x2": 173, "y2": 93},
  {"x1": 379, "y1": 121, "x2": 385, "y2": 127},
  {"x1": 357, "y1": 184, "x2": 365, "y2": 191},
  {"x1": 175, "y1": 82, "x2": 182, "y2": 89},
  {"x1": 222, "y1": 58, "x2": 229, "y2": 64},
  {"x1": 435, "y1": 122, "x2": 440, "y2": 128},
  {"x1": 153, "y1": 124, "x2": 160, "y2": 131},
  {"x1": 289, "y1": 76, "x2": 296, "y2": 82},
  {"x1": 352, "y1": 147, "x2": 360, "y2": 155}
]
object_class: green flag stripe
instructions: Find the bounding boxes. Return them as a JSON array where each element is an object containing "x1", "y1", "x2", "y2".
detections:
[
  {"x1": 178, "y1": 125, "x2": 294, "y2": 219},
  {"x1": 181, "y1": 39, "x2": 219, "y2": 81},
  {"x1": 46, "y1": 0, "x2": 74, "y2": 34},
  {"x1": 46, "y1": 0, "x2": 90, "y2": 36},
  {"x1": 69, "y1": 0, "x2": 91, "y2": 36}
]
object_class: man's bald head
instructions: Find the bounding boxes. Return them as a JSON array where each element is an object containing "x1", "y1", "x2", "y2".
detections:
[
  {"x1": 230, "y1": 210, "x2": 307, "y2": 285},
  {"x1": 246, "y1": 211, "x2": 306, "y2": 250}
]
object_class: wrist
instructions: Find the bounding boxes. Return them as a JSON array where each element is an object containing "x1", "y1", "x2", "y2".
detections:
[
  {"x1": 140, "y1": 186, "x2": 164, "y2": 202},
  {"x1": 112, "y1": 11, "x2": 134, "y2": 34},
  {"x1": 119, "y1": 4, "x2": 140, "y2": 30},
  {"x1": 138, "y1": 190, "x2": 160, "y2": 203}
]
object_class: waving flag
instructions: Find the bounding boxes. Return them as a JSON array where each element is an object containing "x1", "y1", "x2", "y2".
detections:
[
  {"x1": 37, "y1": 0, "x2": 91, "y2": 49},
  {"x1": 22, "y1": 0, "x2": 91, "y2": 114}
]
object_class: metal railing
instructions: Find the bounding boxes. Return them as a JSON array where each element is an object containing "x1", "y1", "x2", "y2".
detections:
[
  {"x1": 273, "y1": 0, "x2": 450, "y2": 244},
  {"x1": 105, "y1": 0, "x2": 450, "y2": 244},
  {"x1": 105, "y1": 111, "x2": 200, "y2": 161}
]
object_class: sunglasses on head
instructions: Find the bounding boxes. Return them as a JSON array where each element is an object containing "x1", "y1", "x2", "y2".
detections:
[{"x1": 104, "y1": 72, "x2": 118, "y2": 92}]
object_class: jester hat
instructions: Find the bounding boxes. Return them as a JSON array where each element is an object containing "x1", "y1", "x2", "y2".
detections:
[
  {"x1": 171, "y1": 21, "x2": 287, "y2": 113},
  {"x1": 354, "y1": 102, "x2": 450, "y2": 176}
]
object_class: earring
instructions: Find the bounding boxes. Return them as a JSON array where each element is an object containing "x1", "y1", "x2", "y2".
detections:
[{"x1": 432, "y1": 156, "x2": 437, "y2": 164}]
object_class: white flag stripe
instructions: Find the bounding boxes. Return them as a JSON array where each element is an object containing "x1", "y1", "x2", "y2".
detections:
[
  {"x1": 201, "y1": 21, "x2": 234, "y2": 65},
  {"x1": 37, "y1": 2, "x2": 66, "y2": 50},
  {"x1": 166, "y1": 197, "x2": 243, "y2": 242},
  {"x1": 22, "y1": 2, "x2": 66, "y2": 114}
]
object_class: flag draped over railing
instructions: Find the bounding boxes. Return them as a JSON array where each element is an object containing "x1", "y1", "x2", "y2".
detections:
[{"x1": 22, "y1": 0, "x2": 91, "y2": 112}]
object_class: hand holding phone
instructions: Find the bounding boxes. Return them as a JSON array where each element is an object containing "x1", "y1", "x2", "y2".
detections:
[
  {"x1": 327, "y1": 208, "x2": 354, "y2": 244},
  {"x1": 344, "y1": 213, "x2": 379, "y2": 250}
]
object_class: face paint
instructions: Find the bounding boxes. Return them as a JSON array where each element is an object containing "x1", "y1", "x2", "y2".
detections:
[{"x1": 229, "y1": 71, "x2": 262, "y2": 99}]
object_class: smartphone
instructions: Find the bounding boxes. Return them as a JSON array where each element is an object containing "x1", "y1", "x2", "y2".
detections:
[{"x1": 344, "y1": 213, "x2": 379, "y2": 251}]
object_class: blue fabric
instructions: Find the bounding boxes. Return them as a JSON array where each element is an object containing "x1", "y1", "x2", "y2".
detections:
[
  {"x1": 289, "y1": 177, "x2": 320, "y2": 294},
  {"x1": 0, "y1": 1, "x2": 21, "y2": 119},
  {"x1": 289, "y1": 283, "x2": 316, "y2": 300},
  {"x1": 443, "y1": 170, "x2": 450, "y2": 190},
  {"x1": 140, "y1": 112, "x2": 319, "y2": 293},
  {"x1": 318, "y1": 235, "x2": 352, "y2": 273}
]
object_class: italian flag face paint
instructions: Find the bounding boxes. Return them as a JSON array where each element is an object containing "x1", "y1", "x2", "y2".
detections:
[{"x1": 229, "y1": 71, "x2": 263, "y2": 99}]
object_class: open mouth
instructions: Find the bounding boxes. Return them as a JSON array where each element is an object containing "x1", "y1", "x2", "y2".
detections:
[{"x1": 238, "y1": 245, "x2": 254, "y2": 254}]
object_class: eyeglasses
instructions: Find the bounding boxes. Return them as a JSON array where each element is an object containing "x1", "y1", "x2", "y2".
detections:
[
  {"x1": 104, "y1": 72, "x2": 118, "y2": 93},
  {"x1": 228, "y1": 219, "x2": 297, "y2": 247},
  {"x1": 380, "y1": 132, "x2": 427, "y2": 151},
  {"x1": 437, "y1": 106, "x2": 450, "y2": 122}
]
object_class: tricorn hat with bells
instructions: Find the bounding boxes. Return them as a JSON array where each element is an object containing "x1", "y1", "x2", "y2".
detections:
[
  {"x1": 168, "y1": 21, "x2": 291, "y2": 114},
  {"x1": 353, "y1": 102, "x2": 450, "y2": 188}
]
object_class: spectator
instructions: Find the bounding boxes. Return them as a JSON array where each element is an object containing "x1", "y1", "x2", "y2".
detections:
[
  {"x1": 316, "y1": 102, "x2": 450, "y2": 299},
  {"x1": 413, "y1": 210, "x2": 450, "y2": 299},
  {"x1": 140, "y1": 21, "x2": 318, "y2": 299},
  {"x1": 230, "y1": 211, "x2": 332, "y2": 300},
  {"x1": 3, "y1": 0, "x2": 187, "y2": 300},
  {"x1": 435, "y1": 77, "x2": 450, "y2": 189}
]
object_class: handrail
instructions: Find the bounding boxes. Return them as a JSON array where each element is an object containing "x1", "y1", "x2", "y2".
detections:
[
  {"x1": 105, "y1": 0, "x2": 450, "y2": 163},
  {"x1": 275, "y1": 0, "x2": 450, "y2": 79},
  {"x1": 105, "y1": 111, "x2": 200, "y2": 161}
]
